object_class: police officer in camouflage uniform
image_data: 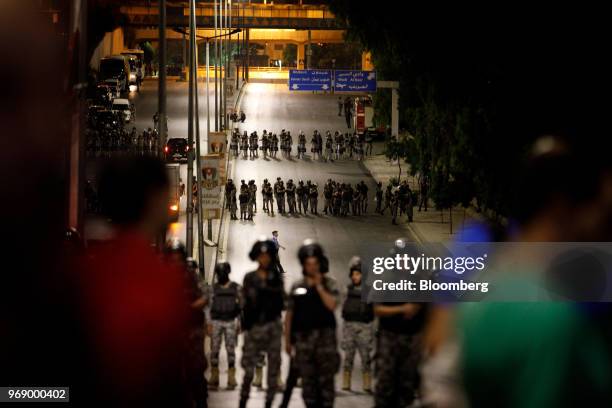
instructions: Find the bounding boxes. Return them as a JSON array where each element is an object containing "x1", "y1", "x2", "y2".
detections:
[
  {"x1": 373, "y1": 302, "x2": 426, "y2": 408},
  {"x1": 286, "y1": 240, "x2": 340, "y2": 408},
  {"x1": 274, "y1": 178, "x2": 286, "y2": 214},
  {"x1": 323, "y1": 179, "x2": 333, "y2": 215},
  {"x1": 263, "y1": 180, "x2": 274, "y2": 215},
  {"x1": 240, "y1": 239, "x2": 285, "y2": 408},
  {"x1": 208, "y1": 262, "x2": 242, "y2": 390},
  {"x1": 286, "y1": 179, "x2": 297, "y2": 214},
  {"x1": 239, "y1": 186, "x2": 249, "y2": 221},
  {"x1": 230, "y1": 188, "x2": 238, "y2": 220},
  {"x1": 247, "y1": 180, "x2": 256, "y2": 219},
  {"x1": 301, "y1": 181, "x2": 310, "y2": 214},
  {"x1": 308, "y1": 182, "x2": 318, "y2": 214},
  {"x1": 341, "y1": 257, "x2": 374, "y2": 392},
  {"x1": 375, "y1": 182, "x2": 383, "y2": 213},
  {"x1": 296, "y1": 180, "x2": 305, "y2": 214}
]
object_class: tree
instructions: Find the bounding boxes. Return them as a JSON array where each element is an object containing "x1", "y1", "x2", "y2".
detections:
[{"x1": 282, "y1": 44, "x2": 297, "y2": 67}]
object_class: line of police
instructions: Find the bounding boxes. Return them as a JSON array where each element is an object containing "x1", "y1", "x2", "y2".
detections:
[
  {"x1": 203, "y1": 238, "x2": 426, "y2": 408},
  {"x1": 229, "y1": 129, "x2": 374, "y2": 162},
  {"x1": 87, "y1": 125, "x2": 162, "y2": 158},
  {"x1": 223, "y1": 177, "x2": 428, "y2": 225}
]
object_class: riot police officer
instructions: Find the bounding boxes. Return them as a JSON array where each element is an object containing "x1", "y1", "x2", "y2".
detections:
[
  {"x1": 341, "y1": 257, "x2": 374, "y2": 392},
  {"x1": 286, "y1": 179, "x2": 297, "y2": 214},
  {"x1": 240, "y1": 131, "x2": 249, "y2": 159},
  {"x1": 302, "y1": 181, "x2": 312, "y2": 214},
  {"x1": 208, "y1": 262, "x2": 242, "y2": 390},
  {"x1": 296, "y1": 180, "x2": 306, "y2": 214},
  {"x1": 240, "y1": 240, "x2": 284, "y2": 408},
  {"x1": 249, "y1": 179, "x2": 257, "y2": 214},
  {"x1": 264, "y1": 180, "x2": 274, "y2": 215},
  {"x1": 375, "y1": 182, "x2": 383, "y2": 213},
  {"x1": 274, "y1": 178, "x2": 286, "y2": 214},
  {"x1": 286, "y1": 240, "x2": 340, "y2": 408},
  {"x1": 239, "y1": 188, "x2": 249, "y2": 221},
  {"x1": 308, "y1": 181, "x2": 318, "y2": 215},
  {"x1": 323, "y1": 180, "x2": 333, "y2": 215},
  {"x1": 230, "y1": 187, "x2": 238, "y2": 220},
  {"x1": 298, "y1": 131, "x2": 307, "y2": 159}
]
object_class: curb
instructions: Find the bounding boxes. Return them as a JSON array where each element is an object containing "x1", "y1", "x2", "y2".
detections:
[{"x1": 209, "y1": 81, "x2": 248, "y2": 282}]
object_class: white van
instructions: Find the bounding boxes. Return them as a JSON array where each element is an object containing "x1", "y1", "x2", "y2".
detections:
[{"x1": 111, "y1": 98, "x2": 133, "y2": 123}]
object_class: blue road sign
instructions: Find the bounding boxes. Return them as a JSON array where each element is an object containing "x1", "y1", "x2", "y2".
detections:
[
  {"x1": 334, "y1": 70, "x2": 377, "y2": 92},
  {"x1": 289, "y1": 69, "x2": 332, "y2": 91}
]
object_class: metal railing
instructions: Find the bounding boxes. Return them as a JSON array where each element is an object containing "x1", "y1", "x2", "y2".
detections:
[{"x1": 194, "y1": 4, "x2": 334, "y2": 19}]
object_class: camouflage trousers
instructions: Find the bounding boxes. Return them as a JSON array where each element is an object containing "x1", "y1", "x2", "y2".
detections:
[
  {"x1": 341, "y1": 321, "x2": 373, "y2": 371},
  {"x1": 287, "y1": 196, "x2": 296, "y2": 213},
  {"x1": 210, "y1": 319, "x2": 238, "y2": 368},
  {"x1": 309, "y1": 197, "x2": 318, "y2": 213},
  {"x1": 240, "y1": 320, "x2": 282, "y2": 404},
  {"x1": 295, "y1": 328, "x2": 340, "y2": 408},
  {"x1": 185, "y1": 327, "x2": 208, "y2": 407},
  {"x1": 375, "y1": 330, "x2": 421, "y2": 408}
]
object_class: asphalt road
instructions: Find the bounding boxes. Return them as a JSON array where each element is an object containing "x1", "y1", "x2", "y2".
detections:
[{"x1": 121, "y1": 80, "x2": 413, "y2": 407}]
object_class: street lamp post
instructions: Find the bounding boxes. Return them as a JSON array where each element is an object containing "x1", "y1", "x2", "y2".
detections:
[
  {"x1": 186, "y1": 0, "x2": 194, "y2": 257},
  {"x1": 214, "y1": 0, "x2": 219, "y2": 131},
  {"x1": 158, "y1": 0, "x2": 167, "y2": 149},
  {"x1": 190, "y1": 0, "x2": 206, "y2": 277}
]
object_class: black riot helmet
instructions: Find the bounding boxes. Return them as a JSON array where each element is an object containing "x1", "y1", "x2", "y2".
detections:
[
  {"x1": 249, "y1": 238, "x2": 278, "y2": 263},
  {"x1": 298, "y1": 239, "x2": 329, "y2": 273},
  {"x1": 214, "y1": 262, "x2": 231, "y2": 284},
  {"x1": 348, "y1": 256, "x2": 362, "y2": 278}
]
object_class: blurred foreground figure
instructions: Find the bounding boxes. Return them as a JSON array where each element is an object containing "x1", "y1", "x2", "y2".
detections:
[
  {"x1": 424, "y1": 137, "x2": 612, "y2": 408},
  {"x1": 286, "y1": 240, "x2": 340, "y2": 408},
  {"x1": 374, "y1": 301, "x2": 427, "y2": 407},
  {"x1": 78, "y1": 157, "x2": 192, "y2": 406},
  {"x1": 208, "y1": 262, "x2": 242, "y2": 390},
  {"x1": 165, "y1": 245, "x2": 209, "y2": 408},
  {"x1": 240, "y1": 239, "x2": 285, "y2": 408}
]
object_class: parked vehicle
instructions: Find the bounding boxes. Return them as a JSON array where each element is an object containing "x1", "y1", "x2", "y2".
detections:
[
  {"x1": 164, "y1": 138, "x2": 190, "y2": 163},
  {"x1": 111, "y1": 98, "x2": 133, "y2": 123},
  {"x1": 99, "y1": 56, "x2": 130, "y2": 93},
  {"x1": 121, "y1": 49, "x2": 144, "y2": 86}
]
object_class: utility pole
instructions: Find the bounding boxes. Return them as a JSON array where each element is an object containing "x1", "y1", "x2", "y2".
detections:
[
  {"x1": 206, "y1": 39, "x2": 214, "y2": 241},
  {"x1": 191, "y1": 0, "x2": 206, "y2": 277},
  {"x1": 158, "y1": 0, "x2": 167, "y2": 149},
  {"x1": 214, "y1": 0, "x2": 219, "y2": 131},
  {"x1": 186, "y1": 0, "x2": 195, "y2": 257},
  {"x1": 217, "y1": 0, "x2": 225, "y2": 130}
]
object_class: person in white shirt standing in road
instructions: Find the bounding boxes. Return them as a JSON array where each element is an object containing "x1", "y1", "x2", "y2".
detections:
[{"x1": 272, "y1": 230, "x2": 286, "y2": 274}]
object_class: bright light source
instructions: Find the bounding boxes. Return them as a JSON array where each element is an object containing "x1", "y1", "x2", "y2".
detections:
[
  {"x1": 129, "y1": 85, "x2": 138, "y2": 92},
  {"x1": 170, "y1": 204, "x2": 179, "y2": 212}
]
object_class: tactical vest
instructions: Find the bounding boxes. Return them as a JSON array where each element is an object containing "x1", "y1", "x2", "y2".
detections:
[
  {"x1": 211, "y1": 282, "x2": 240, "y2": 321},
  {"x1": 291, "y1": 282, "x2": 336, "y2": 333},
  {"x1": 342, "y1": 284, "x2": 374, "y2": 323}
]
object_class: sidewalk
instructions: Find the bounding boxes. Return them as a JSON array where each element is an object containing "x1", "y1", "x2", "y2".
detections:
[{"x1": 362, "y1": 142, "x2": 481, "y2": 243}]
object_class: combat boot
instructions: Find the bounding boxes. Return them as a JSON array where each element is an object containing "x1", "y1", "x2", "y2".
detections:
[
  {"x1": 227, "y1": 367, "x2": 237, "y2": 389},
  {"x1": 363, "y1": 371, "x2": 372, "y2": 393},
  {"x1": 253, "y1": 366, "x2": 263, "y2": 388},
  {"x1": 342, "y1": 370, "x2": 351, "y2": 391},
  {"x1": 209, "y1": 366, "x2": 219, "y2": 389}
]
